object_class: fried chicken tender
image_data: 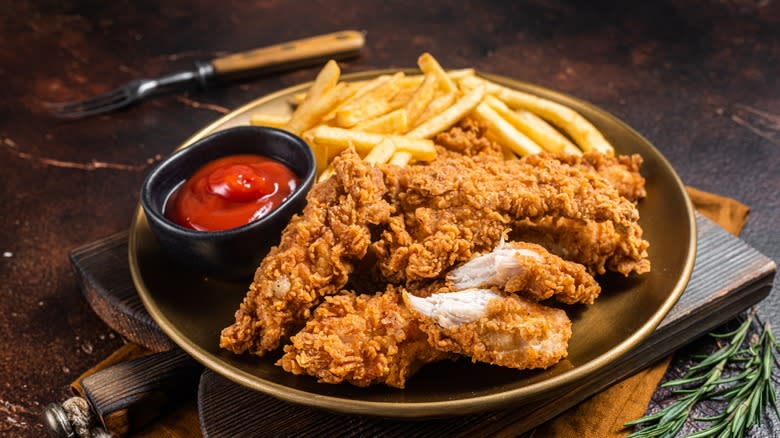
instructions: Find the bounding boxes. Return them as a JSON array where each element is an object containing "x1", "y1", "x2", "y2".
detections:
[
  {"x1": 375, "y1": 150, "x2": 644, "y2": 283},
  {"x1": 506, "y1": 150, "x2": 649, "y2": 276},
  {"x1": 277, "y1": 287, "x2": 450, "y2": 388},
  {"x1": 555, "y1": 152, "x2": 646, "y2": 202},
  {"x1": 513, "y1": 216, "x2": 650, "y2": 276},
  {"x1": 404, "y1": 289, "x2": 572, "y2": 370},
  {"x1": 220, "y1": 149, "x2": 393, "y2": 356},
  {"x1": 447, "y1": 241, "x2": 601, "y2": 304}
]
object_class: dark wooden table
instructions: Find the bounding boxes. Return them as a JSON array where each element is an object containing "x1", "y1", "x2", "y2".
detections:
[{"x1": 1, "y1": 1, "x2": 778, "y2": 436}]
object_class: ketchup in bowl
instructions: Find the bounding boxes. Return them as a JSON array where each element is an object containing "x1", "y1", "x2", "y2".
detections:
[{"x1": 165, "y1": 154, "x2": 300, "y2": 231}]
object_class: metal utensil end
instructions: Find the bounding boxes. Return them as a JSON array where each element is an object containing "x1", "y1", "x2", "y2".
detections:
[{"x1": 42, "y1": 397, "x2": 111, "y2": 438}]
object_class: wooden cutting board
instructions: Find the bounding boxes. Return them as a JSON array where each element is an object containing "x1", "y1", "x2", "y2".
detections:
[{"x1": 69, "y1": 213, "x2": 776, "y2": 437}]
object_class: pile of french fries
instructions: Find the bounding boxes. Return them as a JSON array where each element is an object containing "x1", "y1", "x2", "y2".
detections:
[{"x1": 250, "y1": 53, "x2": 614, "y2": 181}]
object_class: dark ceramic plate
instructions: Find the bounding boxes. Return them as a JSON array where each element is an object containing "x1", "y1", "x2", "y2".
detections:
[{"x1": 130, "y1": 70, "x2": 696, "y2": 417}]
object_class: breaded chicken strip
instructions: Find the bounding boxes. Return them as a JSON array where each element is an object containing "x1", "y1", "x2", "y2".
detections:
[
  {"x1": 220, "y1": 149, "x2": 393, "y2": 356},
  {"x1": 554, "y1": 152, "x2": 646, "y2": 202},
  {"x1": 505, "y1": 153, "x2": 648, "y2": 276},
  {"x1": 404, "y1": 289, "x2": 572, "y2": 370},
  {"x1": 513, "y1": 216, "x2": 651, "y2": 276},
  {"x1": 447, "y1": 241, "x2": 601, "y2": 304},
  {"x1": 375, "y1": 150, "x2": 645, "y2": 283},
  {"x1": 277, "y1": 287, "x2": 450, "y2": 388}
]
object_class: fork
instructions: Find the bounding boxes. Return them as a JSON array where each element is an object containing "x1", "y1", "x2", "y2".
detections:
[{"x1": 45, "y1": 30, "x2": 365, "y2": 119}]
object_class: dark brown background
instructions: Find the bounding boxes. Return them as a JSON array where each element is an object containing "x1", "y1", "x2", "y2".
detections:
[{"x1": 1, "y1": 1, "x2": 778, "y2": 436}]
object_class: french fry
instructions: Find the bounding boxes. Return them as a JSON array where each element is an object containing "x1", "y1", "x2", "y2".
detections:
[
  {"x1": 458, "y1": 75, "x2": 502, "y2": 94},
  {"x1": 396, "y1": 70, "x2": 472, "y2": 86},
  {"x1": 461, "y1": 76, "x2": 613, "y2": 154},
  {"x1": 393, "y1": 137, "x2": 437, "y2": 161},
  {"x1": 363, "y1": 139, "x2": 396, "y2": 164},
  {"x1": 389, "y1": 151, "x2": 413, "y2": 166},
  {"x1": 353, "y1": 109, "x2": 408, "y2": 134},
  {"x1": 346, "y1": 77, "x2": 391, "y2": 101},
  {"x1": 302, "y1": 131, "x2": 329, "y2": 175},
  {"x1": 407, "y1": 85, "x2": 486, "y2": 139},
  {"x1": 293, "y1": 79, "x2": 370, "y2": 107},
  {"x1": 473, "y1": 102, "x2": 544, "y2": 156},
  {"x1": 294, "y1": 72, "x2": 467, "y2": 107},
  {"x1": 498, "y1": 90, "x2": 613, "y2": 154},
  {"x1": 249, "y1": 113, "x2": 290, "y2": 129},
  {"x1": 446, "y1": 68, "x2": 475, "y2": 80},
  {"x1": 307, "y1": 126, "x2": 436, "y2": 161},
  {"x1": 284, "y1": 60, "x2": 340, "y2": 134},
  {"x1": 295, "y1": 67, "x2": 471, "y2": 108},
  {"x1": 484, "y1": 96, "x2": 581, "y2": 155},
  {"x1": 404, "y1": 75, "x2": 437, "y2": 125},
  {"x1": 282, "y1": 55, "x2": 608, "y2": 180},
  {"x1": 336, "y1": 72, "x2": 405, "y2": 127},
  {"x1": 299, "y1": 77, "x2": 417, "y2": 105},
  {"x1": 399, "y1": 76, "x2": 425, "y2": 89},
  {"x1": 413, "y1": 92, "x2": 457, "y2": 127},
  {"x1": 388, "y1": 87, "x2": 419, "y2": 110},
  {"x1": 515, "y1": 109, "x2": 582, "y2": 155},
  {"x1": 291, "y1": 92, "x2": 307, "y2": 106},
  {"x1": 307, "y1": 126, "x2": 383, "y2": 153},
  {"x1": 321, "y1": 77, "x2": 389, "y2": 123},
  {"x1": 418, "y1": 53, "x2": 457, "y2": 93},
  {"x1": 312, "y1": 142, "x2": 330, "y2": 175},
  {"x1": 289, "y1": 82, "x2": 352, "y2": 134}
]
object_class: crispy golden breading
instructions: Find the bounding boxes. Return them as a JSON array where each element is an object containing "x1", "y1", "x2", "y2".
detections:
[
  {"x1": 374, "y1": 150, "x2": 644, "y2": 283},
  {"x1": 277, "y1": 287, "x2": 450, "y2": 388},
  {"x1": 513, "y1": 217, "x2": 651, "y2": 276},
  {"x1": 508, "y1": 151, "x2": 650, "y2": 277},
  {"x1": 404, "y1": 289, "x2": 572, "y2": 370},
  {"x1": 220, "y1": 149, "x2": 393, "y2": 356},
  {"x1": 447, "y1": 241, "x2": 601, "y2": 305},
  {"x1": 555, "y1": 152, "x2": 647, "y2": 202},
  {"x1": 434, "y1": 118, "x2": 502, "y2": 157},
  {"x1": 221, "y1": 121, "x2": 650, "y2": 377}
]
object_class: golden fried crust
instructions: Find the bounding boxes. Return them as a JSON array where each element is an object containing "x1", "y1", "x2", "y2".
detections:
[
  {"x1": 277, "y1": 287, "x2": 450, "y2": 388},
  {"x1": 374, "y1": 149, "x2": 644, "y2": 283},
  {"x1": 513, "y1": 217, "x2": 651, "y2": 276},
  {"x1": 434, "y1": 118, "x2": 502, "y2": 157},
  {"x1": 554, "y1": 152, "x2": 646, "y2": 202},
  {"x1": 499, "y1": 242, "x2": 602, "y2": 305},
  {"x1": 219, "y1": 149, "x2": 393, "y2": 356},
  {"x1": 410, "y1": 293, "x2": 572, "y2": 370}
]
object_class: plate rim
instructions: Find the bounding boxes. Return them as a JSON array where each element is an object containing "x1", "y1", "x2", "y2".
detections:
[{"x1": 129, "y1": 69, "x2": 697, "y2": 417}]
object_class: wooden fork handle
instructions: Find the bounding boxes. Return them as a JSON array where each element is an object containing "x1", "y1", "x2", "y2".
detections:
[{"x1": 209, "y1": 30, "x2": 365, "y2": 75}]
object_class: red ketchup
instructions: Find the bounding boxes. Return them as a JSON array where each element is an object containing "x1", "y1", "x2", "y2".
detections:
[{"x1": 165, "y1": 154, "x2": 299, "y2": 231}]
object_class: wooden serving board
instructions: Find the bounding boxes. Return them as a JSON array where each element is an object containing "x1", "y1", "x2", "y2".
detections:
[
  {"x1": 69, "y1": 213, "x2": 776, "y2": 437},
  {"x1": 70, "y1": 233, "x2": 173, "y2": 352}
]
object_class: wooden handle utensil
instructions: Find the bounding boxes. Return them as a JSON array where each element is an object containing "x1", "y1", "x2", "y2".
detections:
[{"x1": 210, "y1": 30, "x2": 365, "y2": 75}]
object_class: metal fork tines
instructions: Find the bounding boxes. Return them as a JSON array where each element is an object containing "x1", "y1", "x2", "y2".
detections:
[
  {"x1": 44, "y1": 81, "x2": 142, "y2": 119},
  {"x1": 45, "y1": 70, "x2": 202, "y2": 119}
]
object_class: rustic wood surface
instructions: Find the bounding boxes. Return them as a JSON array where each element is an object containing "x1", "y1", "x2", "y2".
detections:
[
  {"x1": 1, "y1": 1, "x2": 779, "y2": 436},
  {"x1": 78, "y1": 349, "x2": 200, "y2": 436},
  {"x1": 70, "y1": 231, "x2": 173, "y2": 352}
]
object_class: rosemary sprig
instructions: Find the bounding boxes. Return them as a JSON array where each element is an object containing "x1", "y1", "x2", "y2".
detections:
[{"x1": 625, "y1": 313, "x2": 780, "y2": 438}]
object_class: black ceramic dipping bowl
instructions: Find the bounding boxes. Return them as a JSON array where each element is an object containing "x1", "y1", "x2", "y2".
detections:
[{"x1": 141, "y1": 126, "x2": 315, "y2": 280}]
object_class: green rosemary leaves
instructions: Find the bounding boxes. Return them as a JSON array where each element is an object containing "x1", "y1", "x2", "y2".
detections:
[{"x1": 625, "y1": 313, "x2": 779, "y2": 438}]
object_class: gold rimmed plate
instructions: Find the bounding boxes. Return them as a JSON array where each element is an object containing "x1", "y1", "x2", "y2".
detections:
[{"x1": 129, "y1": 70, "x2": 696, "y2": 417}]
